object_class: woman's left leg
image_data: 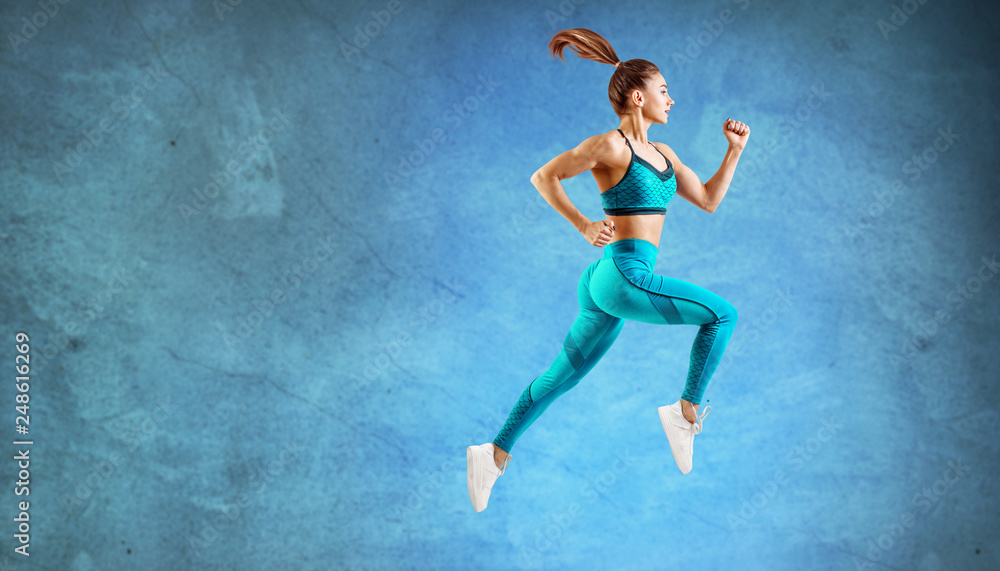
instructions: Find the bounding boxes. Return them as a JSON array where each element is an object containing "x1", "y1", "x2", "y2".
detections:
[
  {"x1": 646, "y1": 278, "x2": 738, "y2": 405},
  {"x1": 590, "y1": 240, "x2": 738, "y2": 406}
]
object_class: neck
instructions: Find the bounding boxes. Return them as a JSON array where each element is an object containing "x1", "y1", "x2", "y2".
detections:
[{"x1": 618, "y1": 115, "x2": 652, "y2": 147}]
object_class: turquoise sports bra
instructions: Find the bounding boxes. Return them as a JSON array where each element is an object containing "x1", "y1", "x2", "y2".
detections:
[{"x1": 600, "y1": 128, "x2": 678, "y2": 216}]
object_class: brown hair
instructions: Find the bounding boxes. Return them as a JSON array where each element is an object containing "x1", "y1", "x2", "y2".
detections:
[{"x1": 548, "y1": 28, "x2": 661, "y2": 117}]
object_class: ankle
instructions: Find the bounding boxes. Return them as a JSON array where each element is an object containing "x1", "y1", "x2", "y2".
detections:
[
  {"x1": 680, "y1": 399, "x2": 699, "y2": 423},
  {"x1": 493, "y1": 446, "x2": 509, "y2": 468}
]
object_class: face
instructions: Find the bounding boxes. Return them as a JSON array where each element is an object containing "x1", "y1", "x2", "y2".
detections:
[{"x1": 641, "y1": 73, "x2": 674, "y2": 124}]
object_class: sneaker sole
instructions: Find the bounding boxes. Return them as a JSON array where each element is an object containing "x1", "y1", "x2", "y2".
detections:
[{"x1": 658, "y1": 406, "x2": 693, "y2": 475}]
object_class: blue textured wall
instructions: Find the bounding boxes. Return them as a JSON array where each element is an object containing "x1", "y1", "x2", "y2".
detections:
[{"x1": 1, "y1": 0, "x2": 998, "y2": 569}]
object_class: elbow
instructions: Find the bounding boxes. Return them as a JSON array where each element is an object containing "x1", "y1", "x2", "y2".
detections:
[
  {"x1": 701, "y1": 184, "x2": 717, "y2": 213},
  {"x1": 531, "y1": 169, "x2": 553, "y2": 190},
  {"x1": 703, "y1": 193, "x2": 717, "y2": 214}
]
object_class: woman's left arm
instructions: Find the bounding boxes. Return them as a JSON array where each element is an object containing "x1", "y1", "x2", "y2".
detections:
[{"x1": 657, "y1": 117, "x2": 750, "y2": 214}]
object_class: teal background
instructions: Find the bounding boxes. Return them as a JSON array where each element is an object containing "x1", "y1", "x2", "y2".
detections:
[{"x1": 1, "y1": 0, "x2": 998, "y2": 569}]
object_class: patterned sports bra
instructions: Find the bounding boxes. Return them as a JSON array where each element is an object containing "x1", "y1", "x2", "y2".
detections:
[{"x1": 600, "y1": 128, "x2": 678, "y2": 216}]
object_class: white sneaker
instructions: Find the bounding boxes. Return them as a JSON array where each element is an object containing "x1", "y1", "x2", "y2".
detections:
[
  {"x1": 467, "y1": 443, "x2": 511, "y2": 512},
  {"x1": 658, "y1": 401, "x2": 711, "y2": 475}
]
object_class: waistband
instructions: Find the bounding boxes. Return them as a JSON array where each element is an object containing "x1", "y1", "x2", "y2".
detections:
[{"x1": 602, "y1": 238, "x2": 658, "y2": 269}]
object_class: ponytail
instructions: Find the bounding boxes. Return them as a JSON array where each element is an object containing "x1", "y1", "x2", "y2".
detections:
[
  {"x1": 548, "y1": 27, "x2": 619, "y2": 66},
  {"x1": 548, "y1": 28, "x2": 661, "y2": 118}
]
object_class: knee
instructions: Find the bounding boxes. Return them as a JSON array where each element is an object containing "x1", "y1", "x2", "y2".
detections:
[{"x1": 720, "y1": 301, "x2": 738, "y2": 326}]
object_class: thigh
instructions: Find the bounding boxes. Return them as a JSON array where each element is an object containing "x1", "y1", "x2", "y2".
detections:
[
  {"x1": 644, "y1": 274, "x2": 734, "y2": 327},
  {"x1": 591, "y1": 258, "x2": 730, "y2": 327}
]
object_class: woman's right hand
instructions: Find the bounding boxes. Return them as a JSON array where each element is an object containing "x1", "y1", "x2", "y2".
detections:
[{"x1": 581, "y1": 219, "x2": 616, "y2": 247}]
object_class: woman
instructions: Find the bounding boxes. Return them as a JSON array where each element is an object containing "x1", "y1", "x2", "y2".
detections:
[{"x1": 467, "y1": 28, "x2": 749, "y2": 512}]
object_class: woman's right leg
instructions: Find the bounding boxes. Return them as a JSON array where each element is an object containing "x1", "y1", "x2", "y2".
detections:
[
  {"x1": 492, "y1": 258, "x2": 625, "y2": 456},
  {"x1": 589, "y1": 239, "x2": 738, "y2": 408}
]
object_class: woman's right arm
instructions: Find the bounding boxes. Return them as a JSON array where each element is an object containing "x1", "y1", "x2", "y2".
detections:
[{"x1": 530, "y1": 135, "x2": 617, "y2": 246}]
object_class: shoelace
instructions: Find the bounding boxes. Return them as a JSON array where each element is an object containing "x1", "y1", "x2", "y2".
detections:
[
  {"x1": 497, "y1": 454, "x2": 511, "y2": 475},
  {"x1": 690, "y1": 405, "x2": 712, "y2": 435},
  {"x1": 495, "y1": 449, "x2": 512, "y2": 475}
]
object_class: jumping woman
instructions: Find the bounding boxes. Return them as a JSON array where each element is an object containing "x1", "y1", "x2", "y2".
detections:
[{"x1": 467, "y1": 28, "x2": 750, "y2": 512}]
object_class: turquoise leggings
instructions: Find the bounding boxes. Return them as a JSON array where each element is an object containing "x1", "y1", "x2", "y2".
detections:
[{"x1": 493, "y1": 238, "x2": 738, "y2": 453}]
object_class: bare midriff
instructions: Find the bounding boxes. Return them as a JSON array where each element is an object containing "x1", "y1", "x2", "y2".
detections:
[{"x1": 604, "y1": 212, "x2": 664, "y2": 249}]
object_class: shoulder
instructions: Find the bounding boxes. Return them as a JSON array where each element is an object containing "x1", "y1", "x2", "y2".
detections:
[
  {"x1": 577, "y1": 130, "x2": 628, "y2": 169},
  {"x1": 651, "y1": 141, "x2": 687, "y2": 169},
  {"x1": 577, "y1": 130, "x2": 623, "y2": 151}
]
